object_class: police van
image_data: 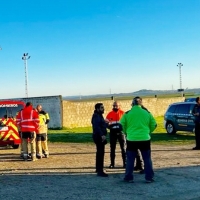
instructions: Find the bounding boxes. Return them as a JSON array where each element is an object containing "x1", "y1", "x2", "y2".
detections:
[
  {"x1": 164, "y1": 102, "x2": 196, "y2": 134},
  {"x1": 0, "y1": 100, "x2": 25, "y2": 148}
]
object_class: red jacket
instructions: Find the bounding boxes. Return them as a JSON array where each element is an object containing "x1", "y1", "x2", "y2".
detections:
[
  {"x1": 106, "y1": 109, "x2": 124, "y2": 125},
  {"x1": 16, "y1": 105, "x2": 39, "y2": 133}
]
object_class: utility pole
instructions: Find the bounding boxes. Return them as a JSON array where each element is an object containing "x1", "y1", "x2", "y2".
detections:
[
  {"x1": 177, "y1": 63, "x2": 184, "y2": 97},
  {"x1": 22, "y1": 53, "x2": 31, "y2": 98}
]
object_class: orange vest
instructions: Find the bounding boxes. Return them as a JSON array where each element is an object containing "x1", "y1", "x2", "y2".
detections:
[{"x1": 106, "y1": 109, "x2": 124, "y2": 125}]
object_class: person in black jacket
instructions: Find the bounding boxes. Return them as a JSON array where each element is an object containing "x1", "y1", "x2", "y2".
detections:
[
  {"x1": 192, "y1": 97, "x2": 200, "y2": 150},
  {"x1": 91, "y1": 103, "x2": 108, "y2": 177}
]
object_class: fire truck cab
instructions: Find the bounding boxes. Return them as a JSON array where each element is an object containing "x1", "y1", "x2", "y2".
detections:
[{"x1": 0, "y1": 100, "x2": 25, "y2": 149}]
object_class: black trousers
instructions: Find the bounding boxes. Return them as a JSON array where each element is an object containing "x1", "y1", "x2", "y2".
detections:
[
  {"x1": 126, "y1": 140, "x2": 151, "y2": 151},
  {"x1": 21, "y1": 132, "x2": 35, "y2": 139},
  {"x1": 195, "y1": 123, "x2": 200, "y2": 148},
  {"x1": 93, "y1": 135, "x2": 106, "y2": 173},
  {"x1": 135, "y1": 149, "x2": 143, "y2": 169},
  {"x1": 109, "y1": 131, "x2": 126, "y2": 165}
]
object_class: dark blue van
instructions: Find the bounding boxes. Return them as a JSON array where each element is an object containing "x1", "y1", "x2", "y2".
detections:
[{"x1": 164, "y1": 102, "x2": 196, "y2": 134}]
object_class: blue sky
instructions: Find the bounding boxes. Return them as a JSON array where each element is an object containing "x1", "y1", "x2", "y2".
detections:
[{"x1": 0, "y1": 0, "x2": 200, "y2": 98}]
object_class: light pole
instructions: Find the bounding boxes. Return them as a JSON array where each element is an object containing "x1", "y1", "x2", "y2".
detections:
[
  {"x1": 177, "y1": 62, "x2": 184, "y2": 97},
  {"x1": 22, "y1": 53, "x2": 31, "y2": 98}
]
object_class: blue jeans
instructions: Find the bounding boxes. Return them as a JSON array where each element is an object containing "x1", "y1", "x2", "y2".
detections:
[{"x1": 124, "y1": 150, "x2": 154, "y2": 181}]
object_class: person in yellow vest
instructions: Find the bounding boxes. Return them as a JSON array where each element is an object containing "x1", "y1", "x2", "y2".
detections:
[{"x1": 35, "y1": 104, "x2": 50, "y2": 158}]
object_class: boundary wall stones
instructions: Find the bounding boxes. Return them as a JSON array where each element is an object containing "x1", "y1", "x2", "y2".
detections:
[
  {"x1": 1, "y1": 96, "x2": 184, "y2": 128},
  {"x1": 62, "y1": 97, "x2": 184, "y2": 128}
]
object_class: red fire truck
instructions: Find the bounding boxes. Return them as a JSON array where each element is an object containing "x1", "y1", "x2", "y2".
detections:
[{"x1": 0, "y1": 100, "x2": 25, "y2": 148}]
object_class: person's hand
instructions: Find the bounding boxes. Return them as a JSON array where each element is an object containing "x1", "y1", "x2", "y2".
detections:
[
  {"x1": 101, "y1": 135, "x2": 106, "y2": 141},
  {"x1": 105, "y1": 119, "x2": 110, "y2": 123}
]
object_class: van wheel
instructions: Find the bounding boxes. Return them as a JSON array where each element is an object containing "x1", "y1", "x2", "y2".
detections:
[
  {"x1": 166, "y1": 122, "x2": 176, "y2": 134},
  {"x1": 12, "y1": 144, "x2": 19, "y2": 149}
]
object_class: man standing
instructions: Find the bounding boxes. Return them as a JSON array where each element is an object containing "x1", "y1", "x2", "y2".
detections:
[
  {"x1": 106, "y1": 101, "x2": 126, "y2": 168},
  {"x1": 120, "y1": 97, "x2": 157, "y2": 183},
  {"x1": 192, "y1": 97, "x2": 200, "y2": 150},
  {"x1": 35, "y1": 104, "x2": 50, "y2": 158},
  {"x1": 16, "y1": 102, "x2": 39, "y2": 161},
  {"x1": 91, "y1": 103, "x2": 108, "y2": 177}
]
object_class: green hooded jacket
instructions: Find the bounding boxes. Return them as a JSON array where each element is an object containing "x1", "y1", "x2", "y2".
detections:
[{"x1": 120, "y1": 105, "x2": 157, "y2": 141}]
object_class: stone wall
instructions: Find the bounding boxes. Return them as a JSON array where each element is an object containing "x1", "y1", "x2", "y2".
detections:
[
  {"x1": 1, "y1": 96, "x2": 185, "y2": 128},
  {"x1": 63, "y1": 97, "x2": 184, "y2": 128}
]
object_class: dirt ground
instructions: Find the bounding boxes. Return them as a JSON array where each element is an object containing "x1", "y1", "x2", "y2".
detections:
[{"x1": 1, "y1": 143, "x2": 200, "y2": 200}]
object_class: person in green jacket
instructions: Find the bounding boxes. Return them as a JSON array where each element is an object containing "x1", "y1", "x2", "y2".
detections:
[{"x1": 120, "y1": 96, "x2": 157, "y2": 183}]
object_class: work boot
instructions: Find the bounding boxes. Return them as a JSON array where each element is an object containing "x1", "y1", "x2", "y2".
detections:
[
  {"x1": 134, "y1": 166, "x2": 144, "y2": 171},
  {"x1": 123, "y1": 178, "x2": 134, "y2": 183},
  {"x1": 44, "y1": 154, "x2": 49, "y2": 158},
  {"x1": 37, "y1": 155, "x2": 42, "y2": 159},
  {"x1": 23, "y1": 156, "x2": 28, "y2": 161},
  {"x1": 27, "y1": 153, "x2": 32, "y2": 159},
  {"x1": 22, "y1": 153, "x2": 28, "y2": 161},
  {"x1": 145, "y1": 178, "x2": 155, "y2": 183}
]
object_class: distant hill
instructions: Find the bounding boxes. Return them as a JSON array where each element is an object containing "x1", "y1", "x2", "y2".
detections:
[{"x1": 63, "y1": 88, "x2": 200, "y2": 100}]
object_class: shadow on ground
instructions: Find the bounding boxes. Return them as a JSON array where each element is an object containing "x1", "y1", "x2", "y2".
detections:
[{"x1": 1, "y1": 166, "x2": 200, "y2": 200}]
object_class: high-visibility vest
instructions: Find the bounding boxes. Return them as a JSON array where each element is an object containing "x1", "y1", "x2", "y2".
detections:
[
  {"x1": 38, "y1": 110, "x2": 50, "y2": 133},
  {"x1": 16, "y1": 106, "x2": 39, "y2": 132}
]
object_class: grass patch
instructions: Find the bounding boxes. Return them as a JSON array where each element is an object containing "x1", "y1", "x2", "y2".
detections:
[
  {"x1": 48, "y1": 127, "x2": 93, "y2": 143},
  {"x1": 48, "y1": 116, "x2": 195, "y2": 145},
  {"x1": 151, "y1": 116, "x2": 195, "y2": 145}
]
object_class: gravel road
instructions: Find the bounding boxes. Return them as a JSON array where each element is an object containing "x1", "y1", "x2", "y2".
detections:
[{"x1": 1, "y1": 143, "x2": 200, "y2": 200}]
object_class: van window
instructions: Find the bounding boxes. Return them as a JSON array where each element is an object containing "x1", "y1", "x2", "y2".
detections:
[
  {"x1": 189, "y1": 104, "x2": 195, "y2": 114},
  {"x1": 185, "y1": 98, "x2": 196, "y2": 102},
  {"x1": 176, "y1": 104, "x2": 190, "y2": 114},
  {"x1": 0, "y1": 107, "x2": 7, "y2": 118},
  {"x1": 0, "y1": 105, "x2": 24, "y2": 118},
  {"x1": 167, "y1": 105, "x2": 177, "y2": 113}
]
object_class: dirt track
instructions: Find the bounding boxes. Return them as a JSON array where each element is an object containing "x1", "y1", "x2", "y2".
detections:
[{"x1": 1, "y1": 143, "x2": 200, "y2": 200}]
